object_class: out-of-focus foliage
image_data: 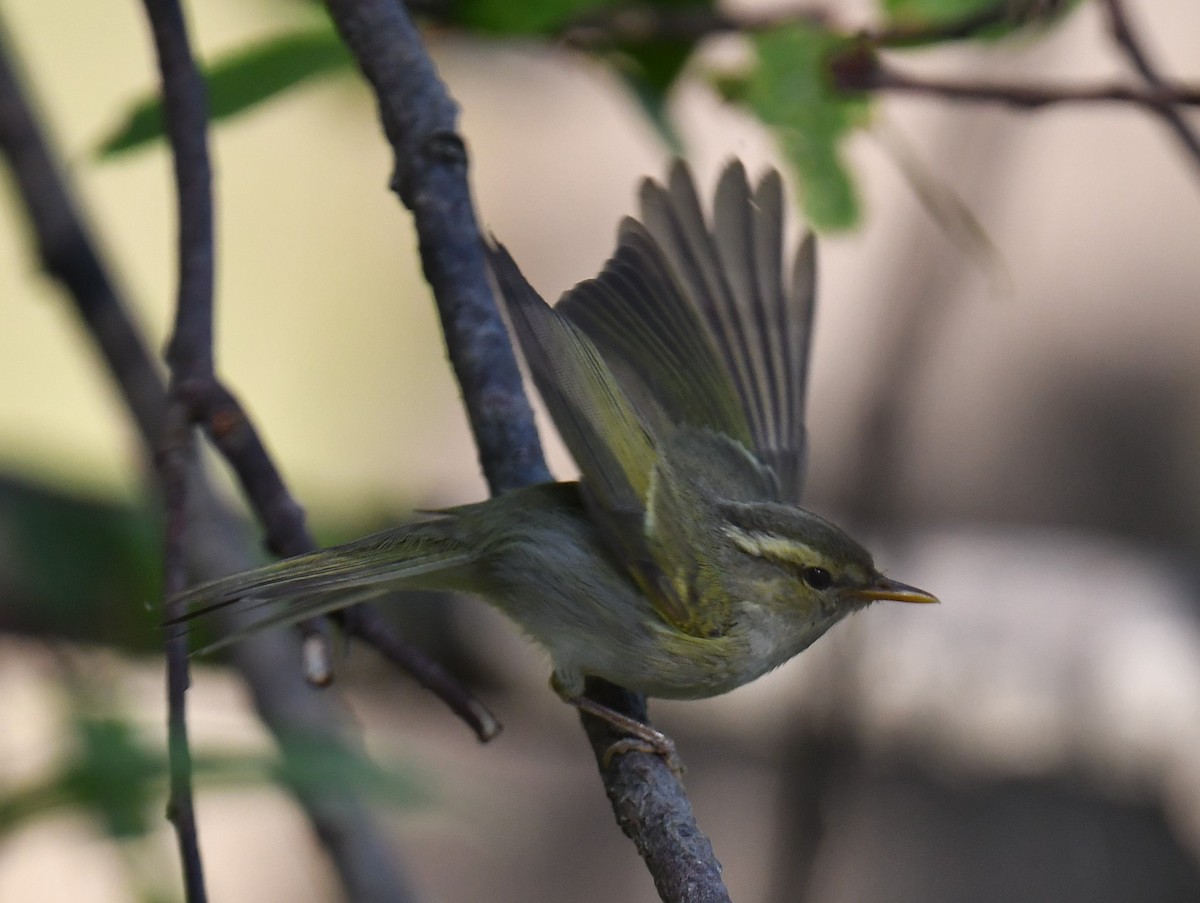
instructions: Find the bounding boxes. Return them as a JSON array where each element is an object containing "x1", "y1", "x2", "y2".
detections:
[
  {"x1": 95, "y1": 0, "x2": 1086, "y2": 229},
  {"x1": 0, "y1": 714, "x2": 161, "y2": 842},
  {"x1": 98, "y1": 28, "x2": 352, "y2": 157},
  {"x1": 880, "y1": 0, "x2": 1084, "y2": 45},
  {"x1": 453, "y1": 0, "x2": 621, "y2": 34},
  {"x1": 0, "y1": 703, "x2": 429, "y2": 851},
  {"x1": 0, "y1": 477, "x2": 161, "y2": 649},
  {"x1": 734, "y1": 25, "x2": 871, "y2": 230}
]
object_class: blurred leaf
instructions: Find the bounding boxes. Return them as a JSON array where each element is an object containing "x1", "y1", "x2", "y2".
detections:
[
  {"x1": 64, "y1": 716, "x2": 164, "y2": 839},
  {"x1": 880, "y1": 0, "x2": 1084, "y2": 45},
  {"x1": 455, "y1": 0, "x2": 619, "y2": 33},
  {"x1": 0, "y1": 714, "x2": 165, "y2": 842},
  {"x1": 98, "y1": 27, "x2": 352, "y2": 157},
  {"x1": 616, "y1": 39, "x2": 694, "y2": 152},
  {"x1": 743, "y1": 24, "x2": 872, "y2": 231},
  {"x1": 883, "y1": 0, "x2": 1000, "y2": 23},
  {"x1": 0, "y1": 475, "x2": 161, "y2": 649},
  {"x1": 272, "y1": 732, "x2": 432, "y2": 810},
  {"x1": 0, "y1": 714, "x2": 429, "y2": 844},
  {"x1": 872, "y1": 116, "x2": 1008, "y2": 293}
]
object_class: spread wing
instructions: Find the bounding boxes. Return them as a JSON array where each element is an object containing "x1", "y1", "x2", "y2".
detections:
[
  {"x1": 487, "y1": 160, "x2": 816, "y2": 636},
  {"x1": 638, "y1": 161, "x2": 816, "y2": 503}
]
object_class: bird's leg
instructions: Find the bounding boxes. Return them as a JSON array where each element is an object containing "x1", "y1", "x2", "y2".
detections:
[{"x1": 565, "y1": 693, "x2": 684, "y2": 776}]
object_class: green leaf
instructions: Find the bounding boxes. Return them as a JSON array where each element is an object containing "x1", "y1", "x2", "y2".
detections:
[
  {"x1": 270, "y1": 732, "x2": 432, "y2": 809},
  {"x1": 98, "y1": 27, "x2": 352, "y2": 157},
  {"x1": 616, "y1": 39, "x2": 694, "y2": 152},
  {"x1": 65, "y1": 716, "x2": 165, "y2": 839},
  {"x1": 880, "y1": 0, "x2": 1084, "y2": 45},
  {"x1": 456, "y1": 0, "x2": 619, "y2": 34},
  {"x1": 0, "y1": 475, "x2": 161, "y2": 650},
  {"x1": 883, "y1": 0, "x2": 999, "y2": 23},
  {"x1": 743, "y1": 25, "x2": 872, "y2": 231}
]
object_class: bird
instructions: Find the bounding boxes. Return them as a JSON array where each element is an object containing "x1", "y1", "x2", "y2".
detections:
[{"x1": 171, "y1": 160, "x2": 936, "y2": 754}]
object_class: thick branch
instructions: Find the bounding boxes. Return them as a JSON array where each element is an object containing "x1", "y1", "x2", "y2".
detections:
[
  {"x1": 321, "y1": 0, "x2": 726, "y2": 898},
  {"x1": 580, "y1": 680, "x2": 731, "y2": 903},
  {"x1": 324, "y1": 0, "x2": 550, "y2": 494}
]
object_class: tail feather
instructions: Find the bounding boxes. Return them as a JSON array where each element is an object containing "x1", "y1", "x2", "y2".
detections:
[{"x1": 170, "y1": 518, "x2": 475, "y2": 654}]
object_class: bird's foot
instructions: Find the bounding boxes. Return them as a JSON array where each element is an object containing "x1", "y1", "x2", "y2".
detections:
[{"x1": 567, "y1": 695, "x2": 685, "y2": 777}]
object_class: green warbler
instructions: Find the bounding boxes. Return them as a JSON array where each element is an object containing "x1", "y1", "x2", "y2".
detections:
[{"x1": 174, "y1": 161, "x2": 935, "y2": 728}]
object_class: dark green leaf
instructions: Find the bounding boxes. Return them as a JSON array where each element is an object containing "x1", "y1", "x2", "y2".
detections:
[
  {"x1": 883, "y1": 0, "x2": 999, "y2": 23},
  {"x1": 0, "y1": 474, "x2": 161, "y2": 649},
  {"x1": 456, "y1": 0, "x2": 619, "y2": 34},
  {"x1": 743, "y1": 25, "x2": 872, "y2": 231},
  {"x1": 617, "y1": 39, "x2": 694, "y2": 151},
  {"x1": 98, "y1": 27, "x2": 352, "y2": 157},
  {"x1": 271, "y1": 732, "x2": 432, "y2": 809},
  {"x1": 880, "y1": 0, "x2": 1083, "y2": 45}
]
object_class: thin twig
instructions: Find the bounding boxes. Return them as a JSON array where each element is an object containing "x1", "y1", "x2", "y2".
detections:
[
  {"x1": 321, "y1": 0, "x2": 728, "y2": 898},
  {"x1": 344, "y1": 606, "x2": 502, "y2": 740},
  {"x1": 559, "y1": 0, "x2": 1200, "y2": 163},
  {"x1": 831, "y1": 54, "x2": 1200, "y2": 110},
  {"x1": 1102, "y1": 0, "x2": 1200, "y2": 176},
  {"x1": 137, "y1": 0, "x2": 212, "y2": 897}
]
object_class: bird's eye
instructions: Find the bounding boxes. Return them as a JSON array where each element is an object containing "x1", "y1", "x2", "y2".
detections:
[{"x1": 801, "y1": 566, "x2": 833, "y2": 590}]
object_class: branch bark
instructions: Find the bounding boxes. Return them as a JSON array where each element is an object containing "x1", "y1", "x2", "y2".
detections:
[
  {"x1": 321, "y1": 0, "x2": 729, "y2": 898},
  {"x1": 132, "y1": 1, "x2": 214, "y2": 896}
]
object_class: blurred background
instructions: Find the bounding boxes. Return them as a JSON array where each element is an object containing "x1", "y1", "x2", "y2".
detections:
[{"x1": 1, "y1": 0, "x2": 1199, "y2": 900}]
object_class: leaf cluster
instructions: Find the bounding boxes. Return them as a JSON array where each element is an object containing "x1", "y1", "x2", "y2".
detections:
[{"x1": 97, "y1": 0, "x2": 1080, "y2": 230}]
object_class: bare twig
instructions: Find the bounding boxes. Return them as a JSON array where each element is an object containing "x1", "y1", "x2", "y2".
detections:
[
  {"x1": 1102, "y1": 0, "x2": 1200, "y2": 176},
  {"x1": 832, "y1": 53, "x2": 1200, "y2": 111},
  {"x1": 321, "y1": 0, "x2": 727, "y2": 898},
  {"x1": 344, "y1": 605, "x2": 502, "y2": 740},
  {"x1": 137, "y1": 0, "x2": 212, "y2": 896}
]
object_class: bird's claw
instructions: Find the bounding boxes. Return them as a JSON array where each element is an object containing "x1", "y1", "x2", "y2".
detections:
[{"x1": 601, "y1": 734, "x2": 685, "y2": 777}]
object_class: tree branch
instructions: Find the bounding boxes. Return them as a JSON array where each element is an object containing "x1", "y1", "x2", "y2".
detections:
[
  {"x1": 0, "y1": 17, "x2": 420, "y2": 903},
  {"x1": 321, "y1": 0, "x2": 728, "y2": 898},
  {"x1": 135, "y1": 1, "x2": 212, "y2": 896},
  {"x1": 832, "y1": 53, "x2": 1200, "y2": 111},
  {"x1": 1102, "y1": 0, "x2": 1200, "y2": 176},
  {"x1": 324, "y1": 0, "x2": 549, "y2": 494},
  {"x1": 580, "y1": 680, "x2": 731, "y2": 903}
]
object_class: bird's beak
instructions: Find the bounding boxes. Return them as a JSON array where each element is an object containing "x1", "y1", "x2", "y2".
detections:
[{"x1": 845, "y1": 576, "x2": 939, "y2": 605}]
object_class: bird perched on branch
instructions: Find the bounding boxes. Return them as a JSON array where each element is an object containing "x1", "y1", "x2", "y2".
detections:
[{"x1": 171, "y1": 160, "x2": 936, "y2": 754}]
